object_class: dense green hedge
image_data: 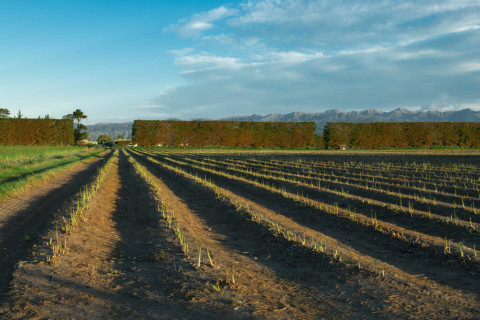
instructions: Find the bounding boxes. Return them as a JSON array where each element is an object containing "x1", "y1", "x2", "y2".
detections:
[
  {"x1": 0, "y1": 119, "x2": 74, "y2": 145},
  {"x1": 133, "y1": 120, "x2": 317, "y2": 148},
  {"x1": 324, "y1": 122, "x2": 480, "y2": 149}
]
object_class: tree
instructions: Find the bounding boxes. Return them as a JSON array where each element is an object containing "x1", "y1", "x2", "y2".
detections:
[
  {"x1": 63, "y1": 108, "x2": 88, "y2": 144},
  {"x1": 63, "y1": 109, "x2": 87, "y2": 127},
  {"x1": 97, "y1": 134, "x2": 113, "y2": 144},
  {"x1": 0, "y1": 108, "x2": 10, "y2": 118},
  {"x1": 117, "y1": 133, "x2": 124, "y2": 140},
  {"x1": 15, "y1": 109, "x2": 24, "y2": 119}
]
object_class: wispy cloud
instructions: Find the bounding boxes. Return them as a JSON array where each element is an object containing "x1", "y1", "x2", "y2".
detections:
[
  {"x1": 155, "y1": 0, "x2": 480, "y2": 119},
  {"x1": 174, "y1": 54, "x2": 244, "y2": 69},
  {"x1": 164, "y1": 6, "x2": 237, "y2": 37}
]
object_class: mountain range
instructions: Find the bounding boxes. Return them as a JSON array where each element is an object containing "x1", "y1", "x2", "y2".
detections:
[
  {"x1": 86, "y1": 122, "x2": 133, "y2": 142},
  {"x1": 87, "y1": 108, "x2": 480, "y2": 140},
  {"x1": 224, "y1": 108, "x2": 480, "y2": 134}
]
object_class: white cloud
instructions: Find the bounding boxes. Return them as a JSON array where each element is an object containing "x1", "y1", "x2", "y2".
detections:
[
  {"x1": 391, "y1": 49, "x2": 441, "y2": 61},
  {"x1": 154, "y1": 0, "x2": 480, "y2": 119},
  {"x1": 174, "y1": 54, "x2": 244, "y2": 70},
  {"x1": 421, "y1": 93, "x2": 463, "y2": 111},
  {"x1": 164, "y1": 6, "x2": 237, "y2": 37},
  {"x1": 455, "y1": 62, "x2": 480, "y2": 73},
  {"x1": 266, "y1": 50, "x2": 325, "y2": 63},
  {"x1": 226, "y1": 0, "x2": 480, "y2": 50}
]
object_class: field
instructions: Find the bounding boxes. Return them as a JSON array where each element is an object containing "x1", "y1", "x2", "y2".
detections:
[{"x1": 1, "y1": 147, "x2": 480, "y2": 319}]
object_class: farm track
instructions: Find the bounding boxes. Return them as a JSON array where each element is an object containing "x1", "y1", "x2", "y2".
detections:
[
  {"x1": 137, "y1": 150, "x2": 480, "y2": 296},
  {"x1": 0, "y1": 151, "x2": 111, "y2": 295},
  {"x1": 2, "y1": 152, "x2": 226, "y2": 319}
]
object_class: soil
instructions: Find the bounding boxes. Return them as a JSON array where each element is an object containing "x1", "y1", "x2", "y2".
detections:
[
  {"x1": 173, "y1": 155, "x2": 480, "y2": 249},
  {"x1": 0, "y1": 152, "x2": 109, "y2": 294},
  {"x1": 134, "y1": 150, "x2": 480, "y2": 318},
  {"x1": 1, "y1": 150, "x2": 480, "y2": 319}
]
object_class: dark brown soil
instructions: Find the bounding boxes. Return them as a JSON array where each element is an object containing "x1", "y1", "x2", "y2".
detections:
[
  {"x1": 172, "y1": 155, "x2": 480, "y2": 249},
  {"x1": 129, "y1": 150, "x2": 480, "y2": 319},
  {"x1": 2, "y1": 149, "x2": 480, "y2": 319},
  {"x1": 1, "y1": 153, "x2": 225, "y2": 319},
  {"x1": 0, "y1": 152, "x2": 109, "y2": 295}
]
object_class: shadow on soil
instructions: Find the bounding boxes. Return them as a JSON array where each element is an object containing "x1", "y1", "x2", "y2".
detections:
[
  {"x1": 129, "y1": 151, "x2": 392, "y2": 318},
  {"x1": 0, "y1": 154, "x2": 108, "y2": 302},
  {"x1": 143, "y1": 152, "x2": 480, "y2": 298},
  {"x1": 3, "y1": 268, "x2": 203, "y2": 319},
  {"x1": 182, "y1": 160, "x2": 480, "y2": 248},
  {"x1": 107, "y1": 153, "x2": 224, "y2": 319}
]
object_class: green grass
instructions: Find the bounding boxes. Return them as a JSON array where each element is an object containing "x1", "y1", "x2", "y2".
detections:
[
  {"x1": 0, "y1": 148, "x2": 107, "y2": 201},
  {"x1": 0, "y1": 145, "x2": 90, "y2": 164}
]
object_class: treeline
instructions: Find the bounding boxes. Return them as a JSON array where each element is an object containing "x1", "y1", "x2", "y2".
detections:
[
  {"x1": 133, "y1": 120, "x2": 317, "y2": 148},
  {"x1": 324, "y1": 122, "x2": 480, "y2": 149},
  {"x1": 0, "y1": 119, "x2": 74, "y2": 145}
]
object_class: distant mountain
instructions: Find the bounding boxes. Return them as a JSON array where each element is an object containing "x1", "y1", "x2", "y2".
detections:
[
  {"x1": 223, "y1": 108, "x2": 480, "y2": 134},
  {"x1": 86, "y1": 122, "x2": 133, "y2": 142},
  {"x1": 86, "y1": 109, "x2": 480, "y2": 139}
]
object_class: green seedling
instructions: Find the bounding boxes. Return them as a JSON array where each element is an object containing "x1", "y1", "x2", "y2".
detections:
[
  {"x1": 459, "y1": 242, "x2": 464, "y2": 257},
  {"x1": 212, "y1": 281, "x2": 221, "y2": 293},
  {"x1": 207, "y1": 248, "x2": 214, "y2": 267},
  {"x1": 197, "y1": 247, "x2": 202, "y2": 268}
]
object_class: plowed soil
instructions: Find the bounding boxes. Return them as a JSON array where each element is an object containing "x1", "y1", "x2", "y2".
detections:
[
  {"x1": 2, "y1": 149, "x2": 480, "y2": 319},
  {"x1": 0, "y1": 152, "x2": 109, "y2": 294}
]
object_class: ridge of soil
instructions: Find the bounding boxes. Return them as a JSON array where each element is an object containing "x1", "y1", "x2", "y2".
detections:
[
  {"x1": 129, "y1": 151, "x2": 339, "y2": 319},
  {"x1": 149, "y1": 152, "x2": 480, "y2": 294},
  {"x1": 130, "y1": 151, "x2": 480, "y2": 319},
  {"x1": 2, "y1": 153, "x2": 225, "y2": 319},
  {"x1": 0, "y1": 152, "x2": 110, "y2": 297},
  {"x1": 174, "y1": 155, "x2": 480, "y2": 250},
  {"x1": 3, "y1": 149, "x2": 480, "y2": 319}
]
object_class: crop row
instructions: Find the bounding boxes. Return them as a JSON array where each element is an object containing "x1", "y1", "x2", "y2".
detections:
[
  {"x1": 168, "y1": 155, "x2": 480, "y2": 219},
  {"x1": 143, "y1": 151, "x2": 480, "y2": 240},
  {"x1": 137, "y1": 149, "x2": 480, "y2": 266},
  {"x1": 218, "y1": 157, "x2": 480, "y2": 195},
  {"x1": 126, "y1": 151, "x2": 194, "y2": 260},
  {"x1": 172, "y1": 152, "x2": 480, "y2": 198},
  {"x1": 33, "y1": 150, "x2": 118, "y2": 264}
]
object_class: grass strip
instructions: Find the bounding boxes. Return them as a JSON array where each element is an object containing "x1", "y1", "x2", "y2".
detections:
[
  {"x1": 0, "y1": 149, "x2": 107, "y2": 202},
  {"x1": 0, "y1": 145, "x2": 84, "y2": 164}
]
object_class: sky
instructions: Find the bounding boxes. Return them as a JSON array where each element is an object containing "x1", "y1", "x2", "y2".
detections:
[{"x1": 1, "y1": 0, "x2": 479, "y2": 124}]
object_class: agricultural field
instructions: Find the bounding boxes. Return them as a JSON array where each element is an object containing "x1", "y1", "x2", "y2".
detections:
[{"x1": 1, "y1": 147, "x2": 480, "y2": 319}]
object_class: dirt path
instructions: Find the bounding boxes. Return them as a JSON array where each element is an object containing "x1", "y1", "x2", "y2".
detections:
[
  {"x1": 0, "y1": 152, "x2": 110, "y2": 295},
  {"x1": 2, "y1": 152, "x2": 222, "y2": 319}
]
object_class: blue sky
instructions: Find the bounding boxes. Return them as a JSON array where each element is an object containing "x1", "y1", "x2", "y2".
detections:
[{"x1": 1, "y1": 0, "x2": 479, "y2": 124}]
